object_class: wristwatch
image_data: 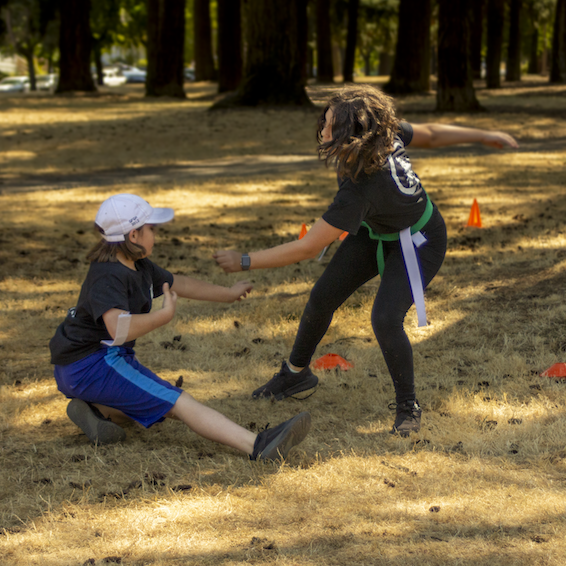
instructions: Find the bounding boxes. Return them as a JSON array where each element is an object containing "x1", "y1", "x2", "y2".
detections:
[{"x1": 240, "y1": 253, "x2": 251, "y2": 271}]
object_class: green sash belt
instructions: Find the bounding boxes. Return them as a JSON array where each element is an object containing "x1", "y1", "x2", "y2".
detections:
[{"x1": 361, "y1": 197, "x2": 433, "y2": 277}]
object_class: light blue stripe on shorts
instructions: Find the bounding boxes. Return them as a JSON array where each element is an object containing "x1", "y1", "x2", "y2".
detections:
[{"x1": 104, "y1": 347, "x2": 180, "y2": 405}]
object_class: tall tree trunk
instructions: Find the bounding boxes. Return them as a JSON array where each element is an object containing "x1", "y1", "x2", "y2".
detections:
[
  {"x1": 146, "y1": 0, "x2": 186, "y2": 98},
  {"x1": 56, "y1": 0, "x2": 96, "y2": 93},
  {"x1": 550, "y1": 0, "x2": 566, "y2": 82},
  {"x1": 297, "y1": 0, "x2": 309, "y2": 80},
  {"x1": 486, "y1": 0, "x2": 505, "y2": 88},
  {"x1": 93, "y1": 41, "x2": 104, "y2": 86},
  {"x1": 316, "y1": 0, "x2": 334, "y2": 82},
  {"x1": 470, "y1": 0, "x2": 485, "y2": 80},
  {"x1": 217, "y1": 0, "x2": 241, "y2": 92},
  {"x1": 385, "y1": 0, "x2": 432, "y2": 93},
  {"x1": 212, "y1": 0, "x2": 311, "y2": 107},
  {"x1": 528, "y1": 25, "x2": 539, "y2": 74},
  {"x1": 194, "y1": 0, "x2": 216, "y2": 81},
  {"x1": 436, "y1": 0, "x2": 481, "y2": 111},
  {"x1": 24, "y1": 49, "x2": 36, "y2": 91},
  {"x1": 343, "y1": 0, "x2": 359, "y2": 82},
  {"x1": 506, "y1": 0, "x2": 522, "y2": 81}
]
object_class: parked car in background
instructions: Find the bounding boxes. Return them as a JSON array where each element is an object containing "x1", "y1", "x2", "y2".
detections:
[
  {"x1": 35, "y1": 74, "x2": 58, "y2": 91},
  {"x1": 121, "y1": 66, "x2": 146, "y2": 83},
  {"x1": 0, "y1": 76, "x2": 29, "y2": 93},
  {"x1": 102, "y1": 67, "x2": 127, "y2": 87},
  {"x1": 184, "y1": 68, "x2": 195, "y2": 82}
]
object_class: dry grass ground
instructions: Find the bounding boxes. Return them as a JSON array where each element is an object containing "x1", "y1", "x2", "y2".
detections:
[{"x1": 1, "y1": 77, "x2": 566, "y2": 565}]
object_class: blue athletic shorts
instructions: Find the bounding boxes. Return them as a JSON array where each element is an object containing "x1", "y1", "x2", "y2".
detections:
[{"x1": 54, "y1": 346, "x2": 183, "y2": 428}]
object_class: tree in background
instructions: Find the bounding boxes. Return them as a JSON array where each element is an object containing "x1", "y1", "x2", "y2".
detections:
[
  {"x1": 217, "y1": 0, "x2": 241, "y2": 92},
  {"x1": 506, "y1": 0, "x2": 523, "y2": 81},
  {"x1": 356, "y1": 0, "x2": 397, "y2": 77},
  {"x1": 384, "y1": 0, "x2": 431, "y2": 93},
  {"x1": 194, "y1": 0, "x2": 215, "y2": 81},
  {"x1": 212, "y1": 0, "x2": 310, "y2": 107},
  {"x1": 56, "y1": 0, "x2": 96, "y2": 92},
  {"x1": 146, "y1": 0, "x2": 186, "y2": 97},
  {"x1": 316, "y1": 0, "x2": 334, "y2": 82},
  {"x1": 470, "y1": 0, "x2": 485, "y2": 80},
  {"x1": 486, "y1": 0, "x2": 505, "y2": 88},
  {"x1": 118, "y1": 0, "x2": 147, "y2": 51},
  {"x1": 342, "y1": 0, "x2": 359, "y2": 82},
  {"x1": 436, "y1": 0, "x2": 481, "y2": 111},
  {"x1": 1, "y1": 0, "x2": 57, "y2": 90},
  {"x1": 550, "y1": 0, "x2": 566, "y2": 82},
  {"x1": 91, "y1": 0, "x2": 120, "y2": 86}
]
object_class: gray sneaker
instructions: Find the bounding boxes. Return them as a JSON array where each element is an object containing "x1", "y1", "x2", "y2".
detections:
[
  {"x1": 67, "y1": 399, "x2": 126, "y2": 445},
  {"x1": 252, "y1": 361, "x2": 318, "y2": 400},
  {"x1": 390, "y1": 400, "x2": 422, "y2": 437},
  {"x1": 251, "y1": 412, "x2": 311, "y2": 461}
]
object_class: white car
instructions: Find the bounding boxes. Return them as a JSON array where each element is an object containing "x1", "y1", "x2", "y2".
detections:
[
  {"x1": 122, "y1": 66, "x2": 146, "y2": 83},
  {"x1": 102, "y1": 68, "x2": 127, "y2": 87},
  {"x1": 0, "y1": 76, "x2": 30, "y2": 93}
]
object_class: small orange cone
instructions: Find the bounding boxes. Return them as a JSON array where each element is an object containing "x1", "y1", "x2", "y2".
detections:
[
  {"x1": 312, "y1": 353, "x2": 354, "y2": 371},
  {"x1": 299, "y1": 223, "x2": 308, "y2": 239},
  {"x1": 467, "y1": 199, "x2": 482, "y2": 228},
  {"x1": 540, "y1": 363, "x2": 566, "y2": 379},
  {"x1": 339, "y1": 231, "x2": 348, "y2": 241}
]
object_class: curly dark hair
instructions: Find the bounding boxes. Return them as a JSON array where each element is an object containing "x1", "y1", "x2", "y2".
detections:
[{"x1": 317, "y1": 85, "x2": 400, "y2": 180}]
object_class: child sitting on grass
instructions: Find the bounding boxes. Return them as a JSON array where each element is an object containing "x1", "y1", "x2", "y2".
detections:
[{"x1": 49, "y1": 193, "x2": 310, "y2": 461}]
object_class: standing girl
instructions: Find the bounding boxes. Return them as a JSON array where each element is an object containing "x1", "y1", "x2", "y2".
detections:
[
  {"x1": 50, "y1": 193, "x2": 311, "y2": 460},
  {"x1": 214, "y1": 85, "x2": 518, "y2": 436}
]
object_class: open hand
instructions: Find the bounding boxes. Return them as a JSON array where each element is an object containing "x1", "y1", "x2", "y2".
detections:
[
  {"x1": 482, "y1": 131, "x2": 519, "y2": 149},
  {"x1": 213, "y1": 250, "x2": 242, "y2": 273}
]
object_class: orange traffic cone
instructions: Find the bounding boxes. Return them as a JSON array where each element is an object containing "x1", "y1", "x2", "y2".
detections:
[
  {"x1": 467, "y1": 199, "x2": 482, "y2": 228},
  {"x1": 299, "y1": 223, "x2": 308, "y2": 239},
  {"x1": 540, "y1": 363, "x2": 566, "y2": 379},
  {"x1": 312, "y1": 353, "x2": 354, "y2": 371}
]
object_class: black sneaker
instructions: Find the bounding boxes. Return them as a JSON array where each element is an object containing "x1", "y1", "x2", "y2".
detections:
[
  {"x1": 67, "y1": 399, "x2": 126, "y2": 445},
  {"x1": 389, "y1": 400, "x2": 422, "y2": 437},
  {"x1": 251, "y1": 412, "x2": 311, "y2": 461},
  {"x1": 252, "y1": 361, "x2": 318, "y2": 400}
]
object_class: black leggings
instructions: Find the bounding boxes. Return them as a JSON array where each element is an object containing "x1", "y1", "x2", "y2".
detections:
[{"x1": 289, "y1": 206, "x2": 447, "y2": 404}]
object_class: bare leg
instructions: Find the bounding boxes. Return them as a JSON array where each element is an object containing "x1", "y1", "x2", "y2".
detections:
[{"x1": 165, "y1": 391, "x2": 257, "y2": 455}]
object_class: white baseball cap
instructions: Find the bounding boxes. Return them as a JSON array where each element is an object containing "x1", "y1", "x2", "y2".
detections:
[{"x1": 95, "y1": 194, "x2": 174, "y2": 242}]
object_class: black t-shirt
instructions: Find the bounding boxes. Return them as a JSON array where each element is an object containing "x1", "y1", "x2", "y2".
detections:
[
  {"x1": 50, "y1": 258, "x2": 174, "y2": 365},
  {"x1": 322, "y1": 122, "x2": 428, "y2": 235}
]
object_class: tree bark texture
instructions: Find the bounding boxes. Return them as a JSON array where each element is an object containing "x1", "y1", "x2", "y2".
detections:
[
  {"x1": 56, "y1": 0, "x2": 96, "y2": 93},
  {"x1": 212, "y1": 0, "x2": 311, "y2": 107},
  {"x1": 506, "y1": 0, "x2": 522, "y2": 81},
  {"x1": 316, "y1": 0, "x2": 334, "y2": 82},
  {"x1": 486, "y1": 0, "x2": 505, "y2": 88},
  {"x1": 217, "y1": 0, "x2": 241, "y2": 92},
  {"x1": 470, "y1": 0, "x2": 485, "y2": 80},
  {"x1": 194, "y1": 0, "x2": 216, "y2": 81},
  {"x1": 297, "y1": 0, "x2": 309, "y2": 80},
  {"x1": 343, "y1": 0, "x2": 359, "y2": 82},
  {"x1": 146, "y1": 0, "x2": 186, "y2": 98},
  {"x1": 436, "y1": 0, "x2": 481, "y2": 111},
  {"x1": 385, "y1": 0, "x2": 432, "y2": 93},
  {"x1": 551, "y1": 0, "x2": 566, "y2": 82}
]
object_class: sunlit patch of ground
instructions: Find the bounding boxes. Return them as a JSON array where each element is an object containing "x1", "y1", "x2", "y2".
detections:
[{"x1": 1, "y1": 80, "x2": 566, "y2": 565}]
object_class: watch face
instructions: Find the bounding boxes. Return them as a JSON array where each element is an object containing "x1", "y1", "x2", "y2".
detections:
[{"x1": 241, "y1": 254, "x2": 251, "y2": 269}]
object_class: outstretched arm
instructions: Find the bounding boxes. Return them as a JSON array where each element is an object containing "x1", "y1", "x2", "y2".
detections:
[
  {"x1": 172, "y1": 274, "x2": 252, "y2": 302},
  {"x1": 214, "y1": 218, "x2": 344, "y2": 273},
  {"x1": 410, "y1": 123, "x2": 519, "y2": 150}
]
